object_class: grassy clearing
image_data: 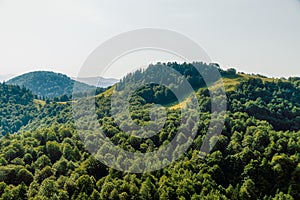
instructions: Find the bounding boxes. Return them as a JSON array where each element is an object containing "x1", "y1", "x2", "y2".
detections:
[
  {"x1": 169, "y1": 98, "x2": 189, "y2": 110},
  {"x1": 96, "y1": 85, "x2": 116, "y2": 98},
  {"x1": 33, "y1": 99, "x2": 46, "y2": 106}
]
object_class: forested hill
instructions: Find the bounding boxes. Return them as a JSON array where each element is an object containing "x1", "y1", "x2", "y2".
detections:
[
  {"x1": 0, "y1": 63, "x2": 300, "y2": 199},
  {"x1": 7, "y1": 71, "x2": 95, "y2": 98},
  {"x1": 117, "y1": 62, "x2": 300, "y2": 131}
]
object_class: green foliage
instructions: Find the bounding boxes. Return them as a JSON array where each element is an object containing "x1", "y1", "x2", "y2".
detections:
[
  {"x1": 0, "y1": 83, "x2": 36, "y2": 135},
  {"x1": 0, "y1": 63, "x2": 299, "y2": 199},
  {"x1": 117, "y1": 62, "x2": 222, "y2": 105},
  {"x1": 228, "y1": 78, "x2": 300, "y2": 131}
]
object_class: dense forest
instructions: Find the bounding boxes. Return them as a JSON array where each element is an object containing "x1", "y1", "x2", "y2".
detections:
[{"x1": 0, "y1": 62, "x2": 299, "y2": 199}]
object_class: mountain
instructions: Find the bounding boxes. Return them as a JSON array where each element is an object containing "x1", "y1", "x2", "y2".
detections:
[
  {"x1": 72, "y1": 76, "x2": 118, "y2": 88},
  {"x1": 0, "y1": 62, "x2": 299, "y2": 199},
  {"x1": 7, "y1": 71, "x2": 95, "y2": 98}
]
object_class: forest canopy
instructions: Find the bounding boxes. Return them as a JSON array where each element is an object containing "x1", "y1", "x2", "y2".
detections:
[{"x1": 0, "y1": 62, "x2": 299, "y2": 199}]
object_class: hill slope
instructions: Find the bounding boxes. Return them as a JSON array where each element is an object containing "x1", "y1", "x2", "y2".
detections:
[{"x1": 7, "y1": 71, "x2": 95, "y2": 98}]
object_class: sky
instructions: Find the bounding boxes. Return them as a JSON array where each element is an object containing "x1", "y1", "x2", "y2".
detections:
[{"x1": 0, "y1": 0, "x2": 300, "y2": 79}]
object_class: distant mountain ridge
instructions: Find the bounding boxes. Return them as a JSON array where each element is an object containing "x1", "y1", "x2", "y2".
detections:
[
  {"x1": 72, "y1": 76, "x2": 118, "y2": 88},
  {"x1": 7, "y1": 71, "x2": 96, "y2": 98}
]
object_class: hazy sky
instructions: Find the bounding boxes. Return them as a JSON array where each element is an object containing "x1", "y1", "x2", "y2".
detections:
[{"x1": 0, "y1": 0, "x2": 300, "y2": 78}]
